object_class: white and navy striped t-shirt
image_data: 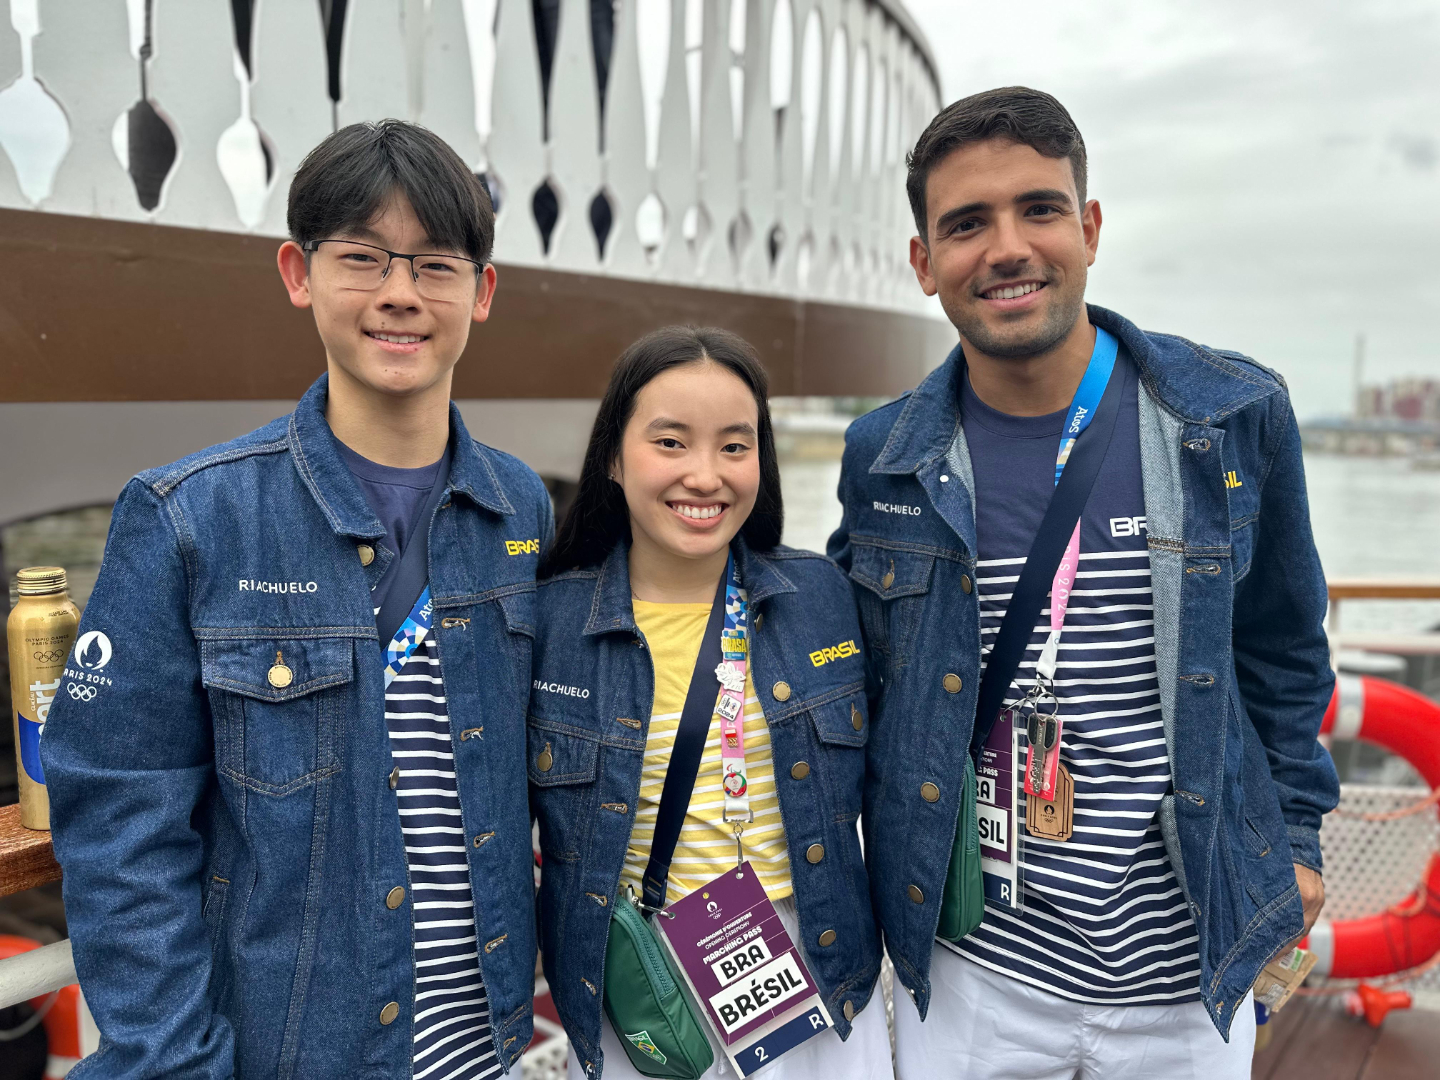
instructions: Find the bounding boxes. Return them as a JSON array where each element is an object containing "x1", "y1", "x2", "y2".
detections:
[
  {"x1": 388, "y1": 633, "x2": 502, "y2": 1079},
  {"x1": 946, "y1": 353, "x2": 1202, "y2": 1005},
  {"x1": 338, "y1": 442, "x2": 501, "y2": 1078}
]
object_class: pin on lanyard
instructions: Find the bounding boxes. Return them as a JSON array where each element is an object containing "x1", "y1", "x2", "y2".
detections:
[
  {"x1": 1021, "y1": 329, "x2": 1119, "y2": 800},
  {"x1": 712, "y1": 554, "x2": 753, "y2": 868}
]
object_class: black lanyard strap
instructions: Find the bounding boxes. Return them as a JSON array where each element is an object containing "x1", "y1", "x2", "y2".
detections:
[
  {"x1": 968, "y1": 357, "x2": 1131, "y2": 759},
  {"x1": 641, "y1": 567, "x2": 730, "y2": 911}
]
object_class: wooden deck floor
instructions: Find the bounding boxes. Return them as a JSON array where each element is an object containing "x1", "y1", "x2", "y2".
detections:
[{"x1": 1252, "y1": 996, "x2": 1438, "y2": 1080}]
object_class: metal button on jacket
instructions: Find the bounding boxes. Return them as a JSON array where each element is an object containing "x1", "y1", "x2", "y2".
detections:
[
  {"x1": 357, "y1": 543, "x2": 375, "y2": 567},
  {"x1": 960, "y1": 574, "x2": 973, "y2": 594},
  {"x1": 386, "y1": 886, "x2": 406, "y2": 910},
  {"x1": 920, "y1": 782, "x2": 940, "y2": 803},
  {"x1": 267, "y1": 654, "x2": 293, "y2": 689},
  {"x1": 387, "y1": 766, "x2": 400, "y2": 790},
  {"x1": 790, "y1": 762, "x2": 810, "y2": 780},
  {"x1": 881, "y1": 569, "x2": 895, "y2": 590},
  {"x1": 851, "y1": 706, "x2": 863, "y2": 731},
  {"x1": 843, "y1": 1001, "x2": 855, "y2": 1022},
  {"x1": 908, "y1": 885, "x2": 924, "y2": 904},
  {"x1": 772, "y1": 681, "x2": 791, "y2": 702},
  {"x1": 806, "y1": 844, "x2": 825, "y2": 864},
  {"x1": 942, "y1": 673, "x2": 962, "y2": 694},
  {"x1": 379, "y1": 1001, "x2": 399, "y2": 1025},
  {"x1": 536, "y1": 743, "x2": 554, "y2": 772},
  {"x1": 817, "y1": 930, "x2": 837, "y2": 947}
]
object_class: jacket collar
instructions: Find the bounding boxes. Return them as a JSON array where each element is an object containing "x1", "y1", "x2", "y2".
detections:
[
  {"x1": 871, "y1": 304, "x2": 1279, "y2": 477},
  {"x1": 288, "y1": 373, "x2": 515, "y2": 539},
  {"x1": 583, "y1": 535, "x2": 798, "y2": 636}
]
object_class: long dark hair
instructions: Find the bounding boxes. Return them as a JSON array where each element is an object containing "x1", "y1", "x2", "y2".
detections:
[{"x1": 541, "y1": 326, "x2": 784, "y2": 576}]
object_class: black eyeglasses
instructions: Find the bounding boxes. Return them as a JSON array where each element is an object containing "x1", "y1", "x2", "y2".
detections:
[{"x1": 302, "y1": 240, "x2": 483, "y2": 303}]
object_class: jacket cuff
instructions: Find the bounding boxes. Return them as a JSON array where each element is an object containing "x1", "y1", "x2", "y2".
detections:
[{"x1": 1287, "y1": 823, "x2": 1323, "y2": 873}]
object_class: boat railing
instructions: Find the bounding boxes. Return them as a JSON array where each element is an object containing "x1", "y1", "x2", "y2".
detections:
[{"x1": 0, "y1": 0, "x2": 941, "y2": 308}]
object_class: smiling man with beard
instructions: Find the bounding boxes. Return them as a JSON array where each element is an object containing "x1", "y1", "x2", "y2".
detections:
[{"x1": 829, "y1": 87, "x2": 1339, "y2": 1079}]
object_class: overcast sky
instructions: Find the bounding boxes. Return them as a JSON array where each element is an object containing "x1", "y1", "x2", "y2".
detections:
[{"x1": 904, "y1": 0, "x2": 1439, "y2": 421}]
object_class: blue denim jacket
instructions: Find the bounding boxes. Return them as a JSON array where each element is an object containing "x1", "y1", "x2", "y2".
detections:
[
  {"x1": 828, "y1": 306, "x2": 1339, "y2": 1037},
  {"x1": 529, "y1": 540, "x2": 882, "y2": 1077},
  {"x1": 42, "y1": 375, "x2": 553, "y2": 1079}
]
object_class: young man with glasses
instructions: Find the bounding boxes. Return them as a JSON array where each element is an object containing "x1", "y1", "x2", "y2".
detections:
[
  {"x1": 830, "y1": 88, "x2": 1338, "y2": 1078},
  {"x1": 43, "y1": 120, "x2": 551, "y2": 1080}
]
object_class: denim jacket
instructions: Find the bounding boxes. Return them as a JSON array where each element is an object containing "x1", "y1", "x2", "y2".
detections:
[
  {"x1": 42, "y1": 375, "x2": 553, "y2": 1079},
  {"x1": 828, "y1": 305, "x2": 1339, "y2": 1037},
  {"x1": 529, "y1": 540, "x2": 882, "y2": 1077}
]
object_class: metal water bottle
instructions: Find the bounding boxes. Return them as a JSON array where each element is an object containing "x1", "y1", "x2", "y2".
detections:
[{"x1": 7, "y1": 567, "x2": 80, "y2": 830}]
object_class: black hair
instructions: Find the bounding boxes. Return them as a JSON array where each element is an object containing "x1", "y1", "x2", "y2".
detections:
[
  {"x1": 287, "y1": 119, "x2": 494, "y2": 264},
  {"x1": 906, "y1": 86, "x2": 1087, "y2": 241},
  {"x1": 541, "y1": 326, "x2": 784, "y2": 576}
]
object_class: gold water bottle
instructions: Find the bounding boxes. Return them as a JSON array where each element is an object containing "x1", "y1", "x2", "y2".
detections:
[{"x1": 7, "y1": 567, "x2": 80, "y2": 830}]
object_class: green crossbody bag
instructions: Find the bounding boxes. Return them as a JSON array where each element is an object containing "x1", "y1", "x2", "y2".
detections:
[
  {"x1": 600, "y1": 567, "x2": 729, "y2": 1077},
  {"x1": 936, "y1": 755, "x2": 985, "y2": 941},
  {"x1": 603, "y1": 890, "x2": 715, "y2": 1078}
]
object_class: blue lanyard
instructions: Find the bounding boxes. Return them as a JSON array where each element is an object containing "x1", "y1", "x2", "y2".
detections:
[
  {"x1": 383, "y1": 586, "x2": 434, "y2": 688},
  {"x1": 1053, "y1": 327, "x2": 1119, "y2": 485}
]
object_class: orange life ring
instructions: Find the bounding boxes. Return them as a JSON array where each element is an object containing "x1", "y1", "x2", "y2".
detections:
[
  {"x1": 1305, "y1": 674, "x2": 1440, "y2": 978},
  {"x1": 0, "y1": 934, "x2": 87, "y2": 1078}
]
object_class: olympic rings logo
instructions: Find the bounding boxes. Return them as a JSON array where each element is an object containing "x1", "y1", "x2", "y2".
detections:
[
  {"x1": 67, "y1": 683, "x2": 97, "y2": 702},
  {"x1": 32, "y1": 649, "x2": 65, "y2": 664}
]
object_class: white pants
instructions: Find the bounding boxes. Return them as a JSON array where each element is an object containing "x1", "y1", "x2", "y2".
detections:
[
  {"x1": 569, "y1": 896, "x2": 894, "y2": 1080},
  {"x1": 893, "y1": 945, "x2": 1254, "y2": 1080}
]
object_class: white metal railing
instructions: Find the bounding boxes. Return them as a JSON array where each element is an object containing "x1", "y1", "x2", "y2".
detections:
[
  {"x1": 0, "y1": 0, "x2": 941, "y2": 310},
  {"x1": 0, "y1": 938, "x2": 74, "y2": 1010}
]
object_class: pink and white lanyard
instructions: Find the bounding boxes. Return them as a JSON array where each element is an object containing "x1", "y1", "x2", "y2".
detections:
[
  {"x1": 1021, "y1": 328, "x2": 1119, "y2": 799},
  {"x1": 712, "y1": 554, "x2": 754, "y2": 861}
]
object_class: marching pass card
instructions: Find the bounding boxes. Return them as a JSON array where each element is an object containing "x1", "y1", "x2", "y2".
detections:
[
  {"x1": 657, "y1": 862, "x2": 834, "y2": 1076},
  {"x1": 976, "y1": 708, "x2": 1023, "y2": 911}
]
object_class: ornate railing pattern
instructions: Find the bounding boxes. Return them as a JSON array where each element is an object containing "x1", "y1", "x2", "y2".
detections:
[{"x1": 0, "y1": 0, "x2": 941, "y2": 311}]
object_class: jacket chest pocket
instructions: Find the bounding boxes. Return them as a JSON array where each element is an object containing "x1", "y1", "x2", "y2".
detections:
[
  {"x1": 848, "y1": 543, "x2": 936, "y2": 670},
  {"x1": 201, "y1": 635, "x2": 355, "y2": 796},
  {"x1": 528, "y1": 720, "x2": 601, "y2": 863}
]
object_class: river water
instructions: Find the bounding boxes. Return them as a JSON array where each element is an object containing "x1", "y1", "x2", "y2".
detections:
[{"x1": 778, "y1": 451, "x2": 1440, "y2": 636}]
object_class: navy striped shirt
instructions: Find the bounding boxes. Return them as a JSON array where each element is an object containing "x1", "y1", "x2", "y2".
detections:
[
  {"x1": 388, "y1": 635, "x2": 503, "y2": 1078},
  {"x1": 944, "y1": 354, "x2": 1201, "y2": 1004}
]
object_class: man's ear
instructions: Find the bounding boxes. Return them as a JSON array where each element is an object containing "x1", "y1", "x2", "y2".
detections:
[
  {"x1": 909, "y1": 235, "x2": 938, "y2": 297},
  {"x1": 472, "y1": 263, "x2": 498, "y2": 324},
  {"x1": 1082, "y1": 199, "x2": 1102, "y2": 267},
  {"x1": 277, "y1": 241, "x2": 312, "y2": 309}
]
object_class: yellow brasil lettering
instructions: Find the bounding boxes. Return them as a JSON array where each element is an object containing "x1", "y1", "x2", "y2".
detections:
[
  {"x1": 809, "y1": 640, "x2": 859, "y2": 667},
  {"x1": 505, "y1": 539, "x2": 540, "y2": 556},
  {"x1": 1225, "y1": 470, "x2": 1243, "y2": 489}
]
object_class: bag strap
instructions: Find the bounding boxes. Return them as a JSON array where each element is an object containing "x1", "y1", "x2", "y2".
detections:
[
  {"x1": 641, "y1": 566, "x2": 730, "y2": 911},
  {"x1": 968, "y1": 358, "x2": 1132, "y2": 759},
  {"x1": 374, "y1": 444, "x2": 453, "y2": 647}
]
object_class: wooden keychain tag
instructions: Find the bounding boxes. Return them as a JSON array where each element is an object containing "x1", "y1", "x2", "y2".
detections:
[{"x1": 1025, "y1": 762, "x2": 1073, "y2": 842}]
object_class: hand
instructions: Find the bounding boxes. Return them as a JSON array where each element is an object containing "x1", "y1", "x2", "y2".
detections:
[{"x1": 1294, "y1": 863, "x2": 1325, "y2": 939}]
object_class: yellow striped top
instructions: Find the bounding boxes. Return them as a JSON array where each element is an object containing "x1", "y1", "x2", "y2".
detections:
[{"x1": 620, "y1": 600, "x2": 794, "y2": 904}]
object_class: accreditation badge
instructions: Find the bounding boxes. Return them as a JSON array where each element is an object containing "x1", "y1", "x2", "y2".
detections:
[{"x1": 656, "y1": 863, "x2": 834, "y2": 1076}]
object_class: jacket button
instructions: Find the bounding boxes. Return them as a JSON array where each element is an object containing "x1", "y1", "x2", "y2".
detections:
[
  {"x1": 843, "y1": 1001, "x2": 855, "y2": 1022},
  {"x1": 920, "y1": 782, "x2": 940, "y2": 803},
  {"x1": 942, "y1": 673, "x2": 962, "y2": 694},
  {"x1": 379, "y1": 1001, "x2": 399, "y2": 1025},
  {"x1": 358, "y1": 544, "x2": 375, "y2": 567},
  {"x1": 754, "y1": 613, "x2": 763, "y2": 631},
  {"x1": 388, "y1": 766, "x2": 400, "y2": 790},
  {"x1": 790, "y1": 762, "x2": 810, "y2": 780},
  {"x1": 806, "y1": 844, "x2": 825, "y2": 864},
  {"x1": 851, "y1": 707, "x2": 863, "y2": 731},
  {"x1": 386, "y1": 886, "x2": 406, "y2": 910},
  {"x1": 772, "y1": 681, "x2": 791, "y2": 702},
  {"x1": 881, "y1": 570, "x2": 895, "y2": 589},
  {"x1": 536, "y1": 743, "x2": 554, "y2": 772},
  {"x1": 960, "y1": 574, "x2": 973, "y2": 594},
  {"x1": 267, "y1": 659, "x2": 293, "y2": 689},
  {"x1": 817, "y1": 930, "x2": 837, "y2": 947},
  {"x1": 908, "y1": 885, "x2": 925, "y2": 904}
]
